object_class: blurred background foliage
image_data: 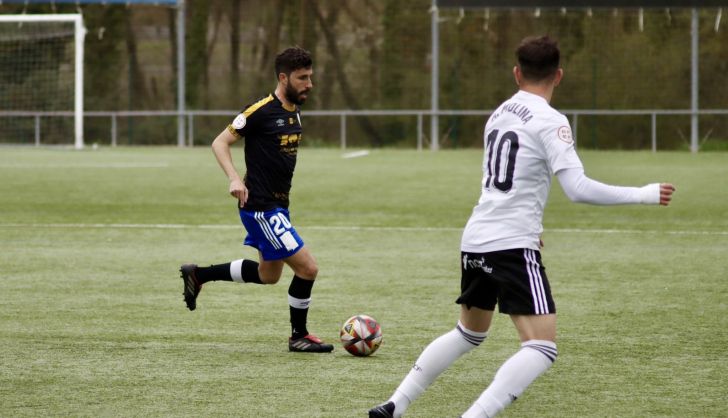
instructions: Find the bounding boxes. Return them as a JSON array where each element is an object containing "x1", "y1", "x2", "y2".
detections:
[{"x1": 1, "y1": 1, "x2": 727, "y2": 148}]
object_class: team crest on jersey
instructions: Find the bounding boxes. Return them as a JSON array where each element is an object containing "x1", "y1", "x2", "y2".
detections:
[
  {"x1": 557, "y1": 126, "x2": 573, "y2": 143},
  {"x1": 232, "y1": 113, "x2": 246, "y2": 129}
]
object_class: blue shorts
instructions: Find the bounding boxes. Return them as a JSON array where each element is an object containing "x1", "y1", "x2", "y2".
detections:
[{"x1": 239, "y1": 207, "x2": 304, "y2": 261}]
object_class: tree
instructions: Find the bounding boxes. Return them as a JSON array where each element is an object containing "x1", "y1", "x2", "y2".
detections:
[{"x1": 311, "y1": 0, "x2": 384, "y2": 145}]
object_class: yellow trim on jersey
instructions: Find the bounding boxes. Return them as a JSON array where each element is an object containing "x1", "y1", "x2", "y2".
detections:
[
  {"x1": 281, "y1": 101, "x2": 296, "y2": 112},
  {"x1": 228, "y1": 94, "x2": 274, "y2": 137},
  {"x1": 227, "y1": 124, "x2": 240, "y2": 137},
  {"x1": 243, "y1": 94, "x2": 274, "y2": 118}
]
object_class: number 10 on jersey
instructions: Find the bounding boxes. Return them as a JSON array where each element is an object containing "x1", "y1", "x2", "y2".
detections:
[{"x1": 484, "y1": 129, "x2": 520, "y2": 193}]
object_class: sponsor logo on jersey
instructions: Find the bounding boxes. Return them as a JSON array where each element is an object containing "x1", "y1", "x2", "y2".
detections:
[
  {"x1": 279, "y1": 133, "x2": 301, "y2": 146},
  {"x1": 232, "y1": 113, "x2": 246, "y2": 129},
  {"x1": 557, "y1": 126, "x2": 573, "y2": 143},
  {"x1": 273, "y1": 192, "x2": 290, "y2": 201},
  {"x1": 279, "y1": 133, "x2": 302, "y2": 155},
  {"x1": 276, "y1": 118, "x2": 285, "y2": 127}
]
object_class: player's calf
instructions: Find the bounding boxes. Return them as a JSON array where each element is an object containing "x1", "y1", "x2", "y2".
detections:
[{"x1": 461, "y1": 340, "x2": 557, "y2": 418}]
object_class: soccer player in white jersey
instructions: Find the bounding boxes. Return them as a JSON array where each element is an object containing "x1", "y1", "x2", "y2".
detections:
[{"x1": 369, "y1": 35, "x2": 676, "y2": 418}]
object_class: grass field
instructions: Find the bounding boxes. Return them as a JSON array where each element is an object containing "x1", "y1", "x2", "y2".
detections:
[{"x1": 1, "y1": 146, "x2": 727, "y2": 417}]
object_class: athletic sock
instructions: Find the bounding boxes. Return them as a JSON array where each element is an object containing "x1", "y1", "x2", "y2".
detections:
[
  {"x1": 287, "y1": 275, "x2": 314, "y2": 339},
  {"x1": 194, "y1": 263, "x2": 231, "y2": 284},
  {"x1": 234, "y1": 259, "x2": 263, "y2": 284},
  {"x1": 461, "y1": 340, "x2": 558, "y2": 418},
  {"x1": 388, "y1": 322, "x2": 487, "y2": 417},
  {"x1": 195, "y1": 259, "x2": 262, "y2": 284}
]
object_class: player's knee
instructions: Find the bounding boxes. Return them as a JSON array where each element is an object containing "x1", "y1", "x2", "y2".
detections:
[
  {"x1": 457, "y1": 321, "x2": 488, "y2": 347},
  {"x1": 259, "y1": 274, "x2": 281, "y2": 285},
  {"x1": 296, "y1": 263, "x2": 318, "y2": 280}
]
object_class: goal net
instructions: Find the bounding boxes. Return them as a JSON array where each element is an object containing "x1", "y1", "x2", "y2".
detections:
[{"x1": 0, "y1": 14, "x2": 85, "y2": 148}]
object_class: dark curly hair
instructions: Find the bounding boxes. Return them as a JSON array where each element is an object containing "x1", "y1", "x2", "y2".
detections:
[
  {"x1": 275, "y1": 47, "x2": 313, "y2": 77},
  {"x1": 516, "y1": 36, "x2": 560, "y2": 82}
]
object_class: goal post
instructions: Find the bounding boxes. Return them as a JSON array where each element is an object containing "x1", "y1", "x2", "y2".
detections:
[{"x1": 0, "y1": 14, "x2": 86, "y2": 148}]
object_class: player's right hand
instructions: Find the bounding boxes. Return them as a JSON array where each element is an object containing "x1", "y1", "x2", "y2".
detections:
[
  {"x1": 659, "y1": 183, "x2": 675, "y2": 206},
  {"x1": 229, "y1": 178, "x2": 248, "y2": 207}
]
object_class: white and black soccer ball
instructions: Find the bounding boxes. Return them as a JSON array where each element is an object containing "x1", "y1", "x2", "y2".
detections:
[{"x1": 340, "y1": 314, "x2": 383, "y2": 357}]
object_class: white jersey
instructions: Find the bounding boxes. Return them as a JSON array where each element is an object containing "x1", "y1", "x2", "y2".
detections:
[{"x1": 461, "y1": 90, "x2": 583, "y2": 253}]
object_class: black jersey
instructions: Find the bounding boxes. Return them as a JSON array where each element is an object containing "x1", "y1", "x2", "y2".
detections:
[{"x1": 227, "y1": 93, "x2": 302, "y2": 211}]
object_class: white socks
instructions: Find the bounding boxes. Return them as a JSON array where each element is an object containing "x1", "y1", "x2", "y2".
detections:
[
  {"x1": 461, "y1": 339, "x2": 558, "y2": 418},
  {"x1": 384, "y1": 329, "x2": 557, "y2": 418},
  {"x1": 388, "y1": 322, "x2": 487, "y2": 417}
]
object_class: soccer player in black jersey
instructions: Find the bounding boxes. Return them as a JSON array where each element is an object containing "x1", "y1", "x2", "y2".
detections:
[{"x1": 179, "y1": 47, "x2": 333, "y2": 353}]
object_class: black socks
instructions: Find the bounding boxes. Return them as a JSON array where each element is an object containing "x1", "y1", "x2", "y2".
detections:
[
  {"x1": 195, "y1": 259, "x2": 262, "y2": 284},
  {"x1": 288, "y1": 276, "x2": 314, "y2": 339}
]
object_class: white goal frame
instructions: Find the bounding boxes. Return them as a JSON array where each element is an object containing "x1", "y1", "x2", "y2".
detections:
[{"x1": 0, "y1": 14, "x2": 86, "y2": 149}]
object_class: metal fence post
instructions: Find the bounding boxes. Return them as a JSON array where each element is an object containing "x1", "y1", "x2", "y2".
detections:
[
  {"x1": 650, "y1": 112, "x2": 657, "y2": 152},
  {"x1": 690, "y1": 8, "x2": 699, "y2": 153},
  {"x1": 111, "y1": 114, "x2": 117, "y2": 147},
  {"x1": 176, "y1": 0, "x2": 186, "y2": 148},
  {"x1": 187, "y1": 113, "x2": 194, "y2": 147},
  {"x1": 340, "y1": 113, "x2": 347, "y2": 149},
  {"x1": 34, "y1": 115, "x2": 40, "y2": 146},
  {"x1": 417, "y1": 113, "x2": 423, "y2": 151},
  {"x1": 430, "y1": 0, "x2": 440, "y2": 151}
]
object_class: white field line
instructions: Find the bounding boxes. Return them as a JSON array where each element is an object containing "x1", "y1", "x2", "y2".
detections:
[
  {"x1": 0, "y1": 223, "x2": 727, "y2": 236},
  {"x1": 0, "y1": 163, "x2": 169, "y2": 168},
  {"x1": 341, "y1": 150, "x2": 370, "y2": 159}
]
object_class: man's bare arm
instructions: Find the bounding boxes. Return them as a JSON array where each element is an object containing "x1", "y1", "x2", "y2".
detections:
[{"x1": 211, "y1": 128, "x2": 247, "y2": 206}]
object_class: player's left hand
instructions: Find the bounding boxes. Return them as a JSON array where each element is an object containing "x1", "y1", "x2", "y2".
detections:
[{"x1": 229, "y1": 178, "x2": 248, "y2": 207}]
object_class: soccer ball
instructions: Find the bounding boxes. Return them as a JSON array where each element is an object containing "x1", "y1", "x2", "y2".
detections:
[{"x1": 340, "y1": 314, "x2": 383, "y2": 357}]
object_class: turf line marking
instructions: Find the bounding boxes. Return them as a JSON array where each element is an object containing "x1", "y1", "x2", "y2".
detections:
[
  {"x1": 0, "y1": 162, "x2": 169, "y2": 168},
  {"x1": 0, "y1": 223, "x2": 726, "y2": 236},
  {"x1": 342, "y1": 150, "x2": 370, "y2": 159}
]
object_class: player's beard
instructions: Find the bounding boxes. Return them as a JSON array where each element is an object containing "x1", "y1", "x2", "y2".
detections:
[{"x1": 285, "y1": 83, "x2": 309, "y2": 105}]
